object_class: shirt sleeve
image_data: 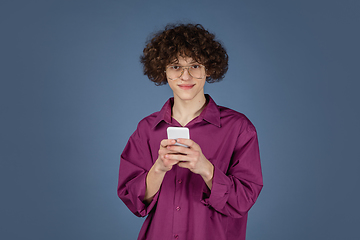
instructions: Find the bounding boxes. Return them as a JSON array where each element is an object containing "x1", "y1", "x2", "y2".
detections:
[
  {"x1": 117, "y1": 123, "x2": 159, "y2": 217},
  {"x1": 201, "y1": 123, "x2": 263, "y2": 218}
]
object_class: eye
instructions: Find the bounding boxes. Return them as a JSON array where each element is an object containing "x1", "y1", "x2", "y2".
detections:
[
  {"x1": 170, "y1": 65, "x2": 181, "y2": 70},
  {"x1": 191, "y1": 64, "x2": 201, "y2": 69}
]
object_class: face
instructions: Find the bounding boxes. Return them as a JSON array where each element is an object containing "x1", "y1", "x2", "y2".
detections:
[{"x1": 166, "y1": 56, "x2": 207, "y2": 103}]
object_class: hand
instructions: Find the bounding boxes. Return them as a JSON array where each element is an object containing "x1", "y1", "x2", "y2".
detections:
[
  {"x1": 165, "y1": 138, "x2": 214, "y2": 188},
  {"x1": 144, "y1": 139, "x2": 180, "y2": 203},
  {"x1": 154, "y1": 139, "x2": 180, "y2": 173}
]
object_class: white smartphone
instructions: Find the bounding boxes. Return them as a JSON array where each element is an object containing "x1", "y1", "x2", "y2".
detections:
[{"x1": 167, "y1": 127, "x2": 190, "y2": 147}]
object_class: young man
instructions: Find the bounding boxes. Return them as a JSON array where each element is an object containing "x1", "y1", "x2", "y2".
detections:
[{"x1": 118, "y1": 23, "x2": 263, "y2": 240}]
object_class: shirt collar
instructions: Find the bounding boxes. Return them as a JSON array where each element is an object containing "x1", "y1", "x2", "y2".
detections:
[
  {"x1": 201, "y1": 94, "x2": 221, "y2": 127},
  {"x1": 152, "y1": 94, "x2": 221, "y2": 129}
]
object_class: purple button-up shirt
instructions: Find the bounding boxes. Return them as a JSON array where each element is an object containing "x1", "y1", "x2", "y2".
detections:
[{"x1": 118, "y1": 95, "x2": 263, "y2": 240}]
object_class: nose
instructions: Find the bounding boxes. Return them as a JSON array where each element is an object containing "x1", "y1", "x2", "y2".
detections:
[{"x1": 180, "y1": 67, "x2": 191, "y2": 81}]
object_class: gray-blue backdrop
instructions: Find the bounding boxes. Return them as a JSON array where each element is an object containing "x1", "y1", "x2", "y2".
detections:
[{"x1": 1, "y1": 0, "x2": 359, "y2": 239}]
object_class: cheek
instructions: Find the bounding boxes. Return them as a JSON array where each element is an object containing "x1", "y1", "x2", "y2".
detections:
[
  {"x1": 198, "y1": 79, "x2": 206, "y2": 88},
  {"x1": 167, "y1": 80, "x2": 176, "y2": 91}
]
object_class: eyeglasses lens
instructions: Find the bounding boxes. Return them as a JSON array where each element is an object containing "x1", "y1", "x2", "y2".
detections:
[{"x1": 166, "y1": 65, "x2": 205, "y2": 80}]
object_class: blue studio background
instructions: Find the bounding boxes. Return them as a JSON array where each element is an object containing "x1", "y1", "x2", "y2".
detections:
[{"x1": 1, "y1": 0, "x2": 359, "y2": 239}]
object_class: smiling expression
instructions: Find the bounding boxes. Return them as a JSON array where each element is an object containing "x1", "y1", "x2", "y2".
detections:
[{"x1": 166, "y1": 56, "x2": 207, "y2": 103}]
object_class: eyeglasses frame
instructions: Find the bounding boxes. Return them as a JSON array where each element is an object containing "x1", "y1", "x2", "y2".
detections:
[{"x1": 165, "y1": 64, "x2": 207, "y2": 80}]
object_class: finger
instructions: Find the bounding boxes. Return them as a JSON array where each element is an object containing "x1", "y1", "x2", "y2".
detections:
[
  {"x1": 163, "y1": 158, "x2": 180, "y2": 166},
  {"x1": 167, "y1": 145, "x2": 192, "y2": 154},
  {"x1": 158, "y1": 146, "x2": 177, "y2": 160},
  {"x1": 176, "y1": 138, "x2": 197, "y2": 149},
  {"x1": 177, "y1": 161, "x2": 194, "y2": 170},
  {"x1": 160, "y1": 139, "x2": 176, "y2": 148},
  {"x1": 165, "y1": 153, "x2": 191, "y2": 162}
]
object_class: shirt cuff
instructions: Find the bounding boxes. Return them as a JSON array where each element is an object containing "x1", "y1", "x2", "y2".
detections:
[
  {"x1": 126, "y1": 172, "x2": 159, "y2": 217},
  {"x1": 201, "y1": 165, "x2": 231, "y2": 210}
]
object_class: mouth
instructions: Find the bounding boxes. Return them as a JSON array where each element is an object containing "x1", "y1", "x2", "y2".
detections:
[{"x1": 178, "y1": 84, "x2": 195, "y2": 90}]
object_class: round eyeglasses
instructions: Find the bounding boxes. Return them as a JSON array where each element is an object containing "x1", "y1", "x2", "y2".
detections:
[{"x1": 165, "y1": 64, "x2": 206, "y2": 80}]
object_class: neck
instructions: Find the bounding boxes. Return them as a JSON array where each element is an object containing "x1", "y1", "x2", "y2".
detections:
[{"x1": 172, "y1": 94, "x2": 207, "y2": 126}]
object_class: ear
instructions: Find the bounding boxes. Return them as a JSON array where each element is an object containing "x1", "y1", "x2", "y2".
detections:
[{"x1": 205, "y1": 69, "x2": 211, "y2": 78}]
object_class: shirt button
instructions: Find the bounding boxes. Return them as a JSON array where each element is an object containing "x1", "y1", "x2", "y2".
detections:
[
  {"x1": 176, "y1": 206, "x2": 181, "y2": 211},
  {"x1": 178, "y1": 179, "x2": 182, "y2": 184},
  {"x1": 174, "y1": 234, "x2": 179, "y2": 239}
]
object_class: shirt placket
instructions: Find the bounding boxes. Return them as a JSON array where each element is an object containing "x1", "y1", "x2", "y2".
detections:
[{"x1": 172, "y1": 165, "x2": 184, "y2": 239}]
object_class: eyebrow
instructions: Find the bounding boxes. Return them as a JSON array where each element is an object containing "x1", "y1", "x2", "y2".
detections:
[{"x1": 169, "y1": 60, "x2": 199, "y2": 65}]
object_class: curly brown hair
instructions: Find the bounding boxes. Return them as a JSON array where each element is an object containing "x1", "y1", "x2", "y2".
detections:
[{"x1": 140, "y1": 23, "x2": 228, "y2": 86}]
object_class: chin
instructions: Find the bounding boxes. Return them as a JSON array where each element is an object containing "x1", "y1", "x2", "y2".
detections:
[{"x1": 176, "y1": 93, "x2": 200, "y2": 101}]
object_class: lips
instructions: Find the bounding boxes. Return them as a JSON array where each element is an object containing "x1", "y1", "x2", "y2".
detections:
[{"x1": 178, "y1": 84, "x2": 195, "y2": 90}]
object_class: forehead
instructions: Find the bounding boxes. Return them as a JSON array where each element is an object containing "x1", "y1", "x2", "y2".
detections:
[{"x1": 170, "y1": 56, "x2": 197, "y2": 65}]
